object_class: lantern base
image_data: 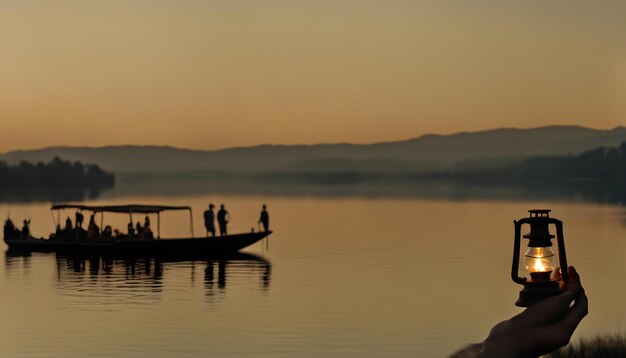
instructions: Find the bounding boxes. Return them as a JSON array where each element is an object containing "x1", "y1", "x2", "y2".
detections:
[{"x1": 515, "y1": 281, "x2": 562, "y2": 307}]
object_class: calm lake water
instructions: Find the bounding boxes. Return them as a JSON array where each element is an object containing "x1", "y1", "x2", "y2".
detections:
[{"x1": 1, "y1": 184, "x2": 626, "y2": 357}]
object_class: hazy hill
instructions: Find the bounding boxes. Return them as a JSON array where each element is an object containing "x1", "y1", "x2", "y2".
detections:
[{"x1": 2, "y1": 125, "x2": 626, "y2": 174}]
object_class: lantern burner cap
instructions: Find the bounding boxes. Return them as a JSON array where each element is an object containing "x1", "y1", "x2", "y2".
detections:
[
  {"x1": 524, "y1": 209, "x2": 555, "y2": 244},
  {"x1": 529, "y1": 209, "x2": 551, "y2": 218}
]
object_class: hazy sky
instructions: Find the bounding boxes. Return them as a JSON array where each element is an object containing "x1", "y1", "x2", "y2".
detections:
[{"x1": 1, "y1": 0, "x2": 625, "y2": 152}]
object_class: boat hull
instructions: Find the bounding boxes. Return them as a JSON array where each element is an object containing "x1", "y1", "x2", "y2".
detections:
[{"x1": 4, "y1": 231, "x2": 272, "y2": 256}]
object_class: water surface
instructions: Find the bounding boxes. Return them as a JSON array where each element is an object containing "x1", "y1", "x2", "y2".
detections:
[{"x1": 1, "y1": 192, "x2": 625, "y2": 357}]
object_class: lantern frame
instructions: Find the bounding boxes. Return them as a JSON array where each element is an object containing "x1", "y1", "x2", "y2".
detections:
[{"x1": 511, "y1": 209, "x2": 569, "y2": 307}]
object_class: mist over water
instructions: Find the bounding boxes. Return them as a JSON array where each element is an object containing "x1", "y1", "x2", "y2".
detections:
[{"x1": 1, "y1": 183, "x2": 626, "y2": 356}]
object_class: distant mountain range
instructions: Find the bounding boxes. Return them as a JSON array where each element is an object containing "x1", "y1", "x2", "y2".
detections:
[{"x1": 2, "y1": 125, "x2": 626, "y2": 175}]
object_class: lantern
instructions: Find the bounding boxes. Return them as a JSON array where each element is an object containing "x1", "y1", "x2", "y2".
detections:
[{"x1": 511, "y1": 209, "x2": 569, "y2": 307}]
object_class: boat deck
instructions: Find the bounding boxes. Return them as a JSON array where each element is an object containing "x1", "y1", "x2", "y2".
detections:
[{"x1": 4, "y1": 231, "x2": 272, "y2": 255}]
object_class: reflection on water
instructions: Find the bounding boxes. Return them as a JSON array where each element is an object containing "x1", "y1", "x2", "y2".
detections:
[
  {"x1": 114, "y1": 177, "x2": 626, "y2": 205},
  {"x1": 2, "y1": 176, "x2": 626, "y2": 206},
  {"x1": 4, "y1": 252, "x2": 271, "y2": 307}
]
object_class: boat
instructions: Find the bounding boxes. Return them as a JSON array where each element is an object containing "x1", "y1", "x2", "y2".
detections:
[{"x1": 3, "y1": 204, "x2": 272, "y2": 255}]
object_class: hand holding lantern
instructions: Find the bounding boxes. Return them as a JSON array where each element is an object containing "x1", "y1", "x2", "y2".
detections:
[
  {"x1": 450, "y1": 212, "x2": 586, "y2": 358},
  {"x1": 475, "y1": 267, "x2": 588, "y2": 358}
]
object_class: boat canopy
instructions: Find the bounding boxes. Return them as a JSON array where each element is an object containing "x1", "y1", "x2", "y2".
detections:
[
  {"x1": 50, "y1": 204, "x2": 195, "y2": 238},
  {"x1": 51, "y1": 204, "x2": 192, "y2": 214}
]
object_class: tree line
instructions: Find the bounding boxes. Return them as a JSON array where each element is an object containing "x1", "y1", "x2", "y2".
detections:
[
  {"x1": 417, "y1": 141, "x2": 626, "y2": 183},
  {"x1": 512, "y1": 141, "x2": 626, "y2": 180},
  {"x1": 0, "y1": 157, "x2": 115, "y2": 189}
]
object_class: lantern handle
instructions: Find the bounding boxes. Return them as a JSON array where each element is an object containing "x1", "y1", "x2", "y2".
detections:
[
  {"x1": 549, "y1": 218, "x2": 569, "y2": 284},
  {"x1": 512, "y1": 218, "x2": 529, "y2": 284}
]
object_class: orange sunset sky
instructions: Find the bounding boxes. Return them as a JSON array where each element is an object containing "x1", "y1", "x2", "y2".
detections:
[{"x1": 1, "y1": 0, "x2": 625, "y2": 152}]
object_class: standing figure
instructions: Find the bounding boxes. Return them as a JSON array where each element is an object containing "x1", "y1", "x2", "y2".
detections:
[
  {"x1": 204, "y1": 203, "x2": 216, "y2": 237},
  {"x1": 258, "y1": 204, "x2": 270, "y2": 232},
  {"x1": 217, "y1": 204, "x2": 229, "y2": 236},
  {"x1": 75, "y1": 211, "x2": 84, "y2": 229}
]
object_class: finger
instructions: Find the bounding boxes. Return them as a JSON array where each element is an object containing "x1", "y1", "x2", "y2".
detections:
[
  {"x1": 562, "y1": 266, "x2": 582, "y2": 292},
  {"x1": 556, "y1": 267, "x2": 583, "y2": 307},
  {"x1": 552, "y1": 289, "x2": 589, "y2": 336},
  {"x1": 520, "y1": 288, "x2": 578, "y2": 325},
  {"x1": 533, "y1": 289, "x2": 589, "y2": 352},
  {"x1": 520, "y1": 293, "x2": 574, "y2": 326}
]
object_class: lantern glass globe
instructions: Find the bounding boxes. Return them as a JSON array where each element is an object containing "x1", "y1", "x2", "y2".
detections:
[{"x1": 523, "y1": 247, "x2": 556, "y2": 281}]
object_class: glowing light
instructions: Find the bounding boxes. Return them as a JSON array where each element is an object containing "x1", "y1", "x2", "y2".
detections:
[{"x1": 533, "y1": 259, "x2": 547, "y2": 272}]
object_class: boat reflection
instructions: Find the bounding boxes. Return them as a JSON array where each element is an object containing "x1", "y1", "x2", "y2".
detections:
[{"x1": 4, "y1": 251, "x2": 271, "y2": 305}]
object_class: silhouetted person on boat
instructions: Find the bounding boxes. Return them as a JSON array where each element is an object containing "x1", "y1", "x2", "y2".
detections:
[
  {"x1": 142, "y1": 216, "x2": 153, "y2": 239},
  {"x1": 136, "y1": 222, "x2": 144, "y2": 239},
  {"x1": 63, "y1": 217, "x2": 73, "y2": 238},
  {"x1": 204, "y1": 204, "x2": 216, "y2": 237},
  {"x1": 258, "y1": 204, "x2": 269, "y2": 232},
  {"x1": 88, "y1": 214, "x2": 100, "y2": 239},
  {"x1": 21, "y1": 219, "x2": 30, "y2": 239},
  {"x1": 4, "y1": 218, "x2": 17, "y2": 239},
  {"x1": 217, "y1": 204, "x2": 228, "y2": 236},
  {"x1": 102, "y1": 225, "x2": 113, "y2": 239},
  {"x1": 61, "y1": 217, "x2": 72, "y2": 240},
  {"x1": 55, "y1": 223, "x2": 62, "y2": 238},
  {"x1": 144, "y1": 225, "x2": 154, "y2": 240},
  {"x1": 75, "y1": 211, "x2": 84, "y2": 229},
  {"x1": 127, "y1": 222, "x2": 134, "y2": 238}
]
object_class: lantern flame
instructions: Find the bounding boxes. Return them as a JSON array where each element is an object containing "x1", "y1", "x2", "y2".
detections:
[
  {"x1": 532, "y1": 259, "x2": 548, "y2": 273},
  {"x1": 524, "y1": 247, "x2": 556, "y2": 275}
]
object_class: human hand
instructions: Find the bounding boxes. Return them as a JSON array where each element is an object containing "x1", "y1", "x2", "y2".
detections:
[{"x1": 478, "y1": 266, "x2": 588, "y2": 358}]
